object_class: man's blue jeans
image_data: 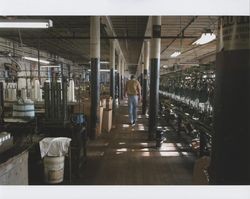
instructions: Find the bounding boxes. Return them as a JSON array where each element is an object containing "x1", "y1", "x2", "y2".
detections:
[{"x1": 128, "y1": 95, "x2": 138, "y2": 123}]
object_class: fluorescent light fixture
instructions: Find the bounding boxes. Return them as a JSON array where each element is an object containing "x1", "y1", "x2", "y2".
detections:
[
  {"x1": 23, "y1": 56, "x2": 50, "y2": 64},
  {"x1": 40, "y1": 65, "x2": 61, "y2": 68},
  {"x1": 192, "y1": 33, "x2": 216, "y2": 45},
  {"x1": 0, "y1": 19, "x2": 53, "y2": 29},
  {"x1": 170, "y1": 51, "x2": 181, "y2": 58},
  {"x1": 162, "y1": 65, "x2": 169, "y2": 69},
  {"x1": 88, "y1": 61, "x2": 109, "y2": 64},
  {"x1": 88, "y1": 69, "x2": 117, "y2": 72}
]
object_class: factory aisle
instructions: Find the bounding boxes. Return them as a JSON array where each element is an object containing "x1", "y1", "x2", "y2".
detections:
[{"x1": 73, "y1": 100, "x2": 195, "y2": 185}]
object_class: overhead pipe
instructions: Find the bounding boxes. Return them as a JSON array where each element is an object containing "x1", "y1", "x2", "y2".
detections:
[{"x1": 5, "y1": 36, "x2": 198, "y2": 40}]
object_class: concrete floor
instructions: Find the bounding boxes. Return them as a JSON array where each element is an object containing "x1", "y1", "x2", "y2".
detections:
[{"x1": 72, "y1": 101, "x2": 196, "y2": 185}]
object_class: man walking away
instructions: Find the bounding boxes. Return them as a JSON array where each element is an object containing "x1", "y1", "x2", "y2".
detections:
[{"x1": 125, "y1": 75, "x2": 141, "y2": 126}]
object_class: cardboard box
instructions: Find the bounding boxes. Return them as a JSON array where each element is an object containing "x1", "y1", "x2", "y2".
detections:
[
  {"x1": 96, "y1": 106, "x2": 103, "y2": 136},
  {"x1": 106, "y1": 98, "x2": 113, "y2": 110},
  {"x1": 73, "y1": 99, "x2": 91, "y2": 116},
  {"x1": 100, "y1": 98, "x2": 106, "y2": 109},
  {"x1": 102, "y1": 109, "x2": 112, "y2": 133}
]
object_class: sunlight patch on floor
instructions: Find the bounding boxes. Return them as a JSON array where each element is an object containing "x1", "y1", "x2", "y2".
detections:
[
  {"x1": 159, "y1": 151, "x2": 180, "y2": 157},
  {"x1": 122, "y1": 124, "x2": 130, "y2": 128},
  {"x1": 116, "y1": 148, "x2": 128, "y2": 152}
]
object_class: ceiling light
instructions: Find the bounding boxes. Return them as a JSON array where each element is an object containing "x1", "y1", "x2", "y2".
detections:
[
  {"x1": 88, "y1": 61, "x2": 109, "y2": 64},
  {"x1": 170, "y1": 51, "x2": 181, "y2": 58},
  {"x1": 192, "y1": 33, "x2": 216, "y2": 45},
  {"x1": 23, "y1": 56, "x2": 50, "y2": 64},
  {"x1": 0, "y1": 19, "x2": 53, "y2": 29},
  {"x1": 40, "y1": 65, "x2": 61, "y2": 68},
  {"x1": 88, "y1": 69, "x2": 117, "y2": 72},
  {"x1": 162, "y1": 65, "x2": 169, "y2": 69}
]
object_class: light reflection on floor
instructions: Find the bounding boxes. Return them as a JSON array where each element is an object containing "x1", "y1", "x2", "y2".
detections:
[
  {"x1": 116, "y1": 148, "x2": 128, "y2": 152},
  {"x1": 159, "y1": 143, "x2": 177, "y2": 151},
  {"x1": 113, "y1": 141, "x2": 191, "y2": 157},
  {"x1": 137, "y1": 123, "x2": 145, "y2": 130},
  {"x1": 122, "y1": 124, "x2": 130, "y2": 128},
  {"x1": 159, "y1": 151, "x2": 180, "y2": 157}
]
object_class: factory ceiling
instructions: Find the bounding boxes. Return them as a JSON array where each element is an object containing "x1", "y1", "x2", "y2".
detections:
[
  {"x1": 0, "y1": 16, "x2": 218, "y2": 74},
  {"x1": 142, "y1": 16, "x2": 218, "y2": 75}
]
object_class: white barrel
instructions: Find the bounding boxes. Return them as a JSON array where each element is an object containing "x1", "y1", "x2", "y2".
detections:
[
  {"x1": 43, "y1": 156, "x2": 65, "y2": 184},
  {"x1": 13, "y1": 103, "x2": 35, "y2": 117}
]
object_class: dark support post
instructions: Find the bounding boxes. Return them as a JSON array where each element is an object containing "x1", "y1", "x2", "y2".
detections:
[
  {"x1": 0, "y1": 82, "x2": 4, "y2": 122},
  {"x1": 90, "y1": 16, "x2": 100, "y2": 139},
  {"x1": 118, "y1": 56, "x2": 122, "y2": 101},
  {"x1": 121, "y1": 60, "x2": 125, "y2": 99},
  {"x1": 199, "y1": 132, "x2": 206, "y2": 157},
  {"x1": 37, "y1": 50, "x2": 41, "y2": 83},
  {"x1": 142, "y1": 40, "x2": 150, "y2": 115},
  {"x1": 121, "y1": 76, "x2": 123, "y2": 100},
  {"x1": 142, "y1": 69, "x2": 148, "y2": 115},
  {"x1": 210, "y1": 16, "x2": 250, "y2": 184},
  {"x1": 110, "y1": 40, "x2": 116, "y2": 110},
  {"x1": 61, "y1": 64, "x2": 68, "y2": 121},
  {"x1": 140, "y1": 73, "x2": 143, "y2": 89},
  {"x1": 116, "y1": 72, "x2": 120, "y2": 100},
  {"x1": 119, "y1": 74, "x2": 122, "y2": 101},
  {"x1": 148, "y1": 16, "x2": 161, "y2": 140},
  {"x1": 44, "y1": 82, "x2": 50, "y2": 120},
  {"x1": 37, "y1": 38, "x2": 41, "y2": 83},
  {"x1": 110, "y1": 68, "x2": 115, "y2": 99}
]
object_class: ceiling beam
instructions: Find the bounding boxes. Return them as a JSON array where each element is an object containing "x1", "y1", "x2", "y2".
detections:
[
  {"x1": 3, "y1": 36, "x2": 197, "y2": 40},
  {"x1": 101, "y1": 16, "x2": 127, "y2": 68},
  {"x1": 160, "y1": 16, "x2": 198, "y2": 54},
  {"x1": 136, "y1": 16, "x2": 151, "y2": 76}
]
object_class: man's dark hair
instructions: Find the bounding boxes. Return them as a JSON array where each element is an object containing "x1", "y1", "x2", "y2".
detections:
[{"x1": 130, "y1": 75, "x2": 135, "y2": 79}]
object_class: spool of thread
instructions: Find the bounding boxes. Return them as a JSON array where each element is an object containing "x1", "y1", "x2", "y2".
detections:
[
  {"x1": 34, "y1": 80, "x2": 42, "y2": 101},
  {"x1": 21, "y1": 89, "x2": 27, "y2": 100},
  {"x1": 68, "y1": 79, "x2": 75, "y2": 102},
  {"x1": 11, "y1": 89, "x2": 16, "y2": 101}
]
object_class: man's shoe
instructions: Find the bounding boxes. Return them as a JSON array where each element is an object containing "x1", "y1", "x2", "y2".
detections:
[{"x1": 131, "y1": 121, "x2": 136, "y2": 127}]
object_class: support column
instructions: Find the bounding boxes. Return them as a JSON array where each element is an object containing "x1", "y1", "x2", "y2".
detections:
[
  {"x1": 210, "y1": 16, "x2": 250, "y2": 184},
  {"x1": 110, "y1": 40, "x2": 116, "y2": 109},
  {"x1": 142, "y1": 40, "x2": 150, "y2": 115},
  {"x1": 37, "y1": 49, "x2": 41, "y2": 83},
  {"x1": 0, "y1": 82, "x2": 4, "y2": 123},
  {"x1": 90, "y1": 16, "x2": 100, "y2": 140},
  {"x1": 148, "y1": 16, "x2": 161, "y2": 140},
  {"x1": 122, "y1": 61, "x2": 126, "y2": 99},
  {"x1": 118, "y1": 55, "x2": 122, "y2": 101},
  {"x1": 116, "y1": 71, "x2": 120, "y2": 100},
  {"x1": 120, "y1": 59, "x2": 124, "y2": 100}
]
